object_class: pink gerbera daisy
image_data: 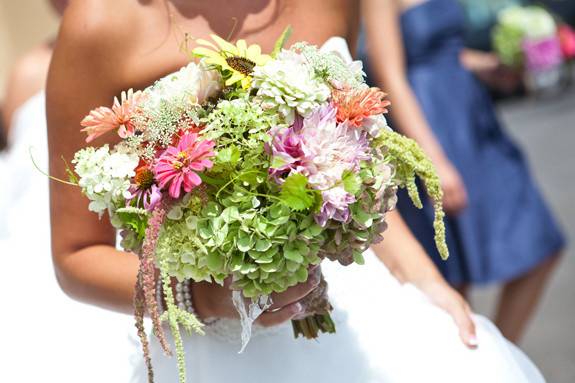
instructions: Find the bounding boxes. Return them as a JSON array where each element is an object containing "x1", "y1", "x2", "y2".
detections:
[
  {"x1": 81, "y1": 89, "x2": 145, "y2": 143},
  {"x1": 154, "y1": 132, "x2": 215, "y2": 199}
]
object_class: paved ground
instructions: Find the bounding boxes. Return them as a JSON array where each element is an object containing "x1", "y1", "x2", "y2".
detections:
[{"x1": 471, "y1": 86, "x2": 575, "y2": 383}]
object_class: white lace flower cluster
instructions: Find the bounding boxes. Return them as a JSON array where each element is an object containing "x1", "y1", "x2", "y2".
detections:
[
  {"x1": 251, "y1": 50, "x2": 331, "y2": 122},
  {"x1": 73, "y1": 145, "x2": 139, "y2": 214}
]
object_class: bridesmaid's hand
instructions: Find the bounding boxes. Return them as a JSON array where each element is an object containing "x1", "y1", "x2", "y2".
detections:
[
  {"x1": 191, "y1": 266, "x2": 321, "y2": 327},
  {"x1": 415, "y1": 278, "x2": 478, "y2": 349},
  {"x1": 436, "y1": 160, "x2": 468, "y2": 216}
]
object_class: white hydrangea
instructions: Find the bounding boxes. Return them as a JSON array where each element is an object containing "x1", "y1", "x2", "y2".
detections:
[
  {"x1": 73, "y1": 145, "x2": 139, "y2": 215},
  {"x1": 145, "y1": 61, "x2": 222, "y2": 109},
  {"x1": 251, "y1": 50, "x2": 331, "y2": 123}
]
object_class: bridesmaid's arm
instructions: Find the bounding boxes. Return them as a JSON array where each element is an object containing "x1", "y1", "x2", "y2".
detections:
[
  {"x1": 372, "y1": 210, "x2": 478, "y2": 348},
  {"x1": 361, "y1": 0, "x2": 467, "y2": 216}
]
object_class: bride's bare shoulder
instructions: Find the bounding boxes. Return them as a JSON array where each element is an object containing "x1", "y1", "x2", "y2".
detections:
[
  {"x1": 50, "y1": 0, "x2": 155, "y2": 94},
  {"x1": 59, "y1": 0, "x2": 142, "y2": 53}
]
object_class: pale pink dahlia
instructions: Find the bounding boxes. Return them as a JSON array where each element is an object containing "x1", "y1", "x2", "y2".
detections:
[
  {"x1": 154, "y1": 133, "x2": 215, "y2": 199},
  {"x1": 81, "y1": 89, "x2": 145, "y2": 143}
]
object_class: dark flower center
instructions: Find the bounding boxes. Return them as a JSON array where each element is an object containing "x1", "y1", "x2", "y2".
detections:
[
  {"x1": 135, "y1": 167, "x2": 155, "y2": 190},
  {"x1": 226, "y1": 56, "x2": 256, "y2": 76}
]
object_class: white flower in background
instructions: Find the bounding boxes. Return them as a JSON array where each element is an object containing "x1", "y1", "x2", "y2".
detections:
[
  {"x1": 251, "y1": 50, "x2": 331, "y2": 122},
  {"x1": 499, "y1": 6, "x2": 557, "y2": 40},
  {"x1": 146, "y1": 61, "x2": 222, "y2": 109},
  {"x1": 73, "y1": 145, "x2": 139, "y2": 214}
]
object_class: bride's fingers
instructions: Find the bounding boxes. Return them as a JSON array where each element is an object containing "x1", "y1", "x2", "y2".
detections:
[
  {"x1": 257, "y1": 302, "x2": 304, "y2": 327},
  {"x1": 448, "y1": 300, "x2": 478, "y2": 349},
  {"x1": 267, "y1": 267, "x2": 321, "y2": 310}
]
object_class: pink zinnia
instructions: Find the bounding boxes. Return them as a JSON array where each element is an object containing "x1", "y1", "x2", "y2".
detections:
[
  {"x1": 154, "y1": 132, "x2": 215, "y2": 199},
  {"x1": 81, "y1": 89, "x2": 145, "y2": 143}
]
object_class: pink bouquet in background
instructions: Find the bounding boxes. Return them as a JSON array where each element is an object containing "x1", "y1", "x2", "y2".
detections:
[{"x1": 523, "y1": 37, "x2": 563, "y2": 72}]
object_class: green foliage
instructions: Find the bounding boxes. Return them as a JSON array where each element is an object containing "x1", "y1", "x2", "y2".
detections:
[
  {"x1": 342, "y1": 170, "x2": 362, "y2": 196},
  {"x1": 375, "y1": 129, "x2": 449, "y2": 260},
  {"x1": 116, "y1": 207, "x2": 149, "y2": 240},
  {"x1": 279, "y1": 173, "x2": 319, "y2": 211}
]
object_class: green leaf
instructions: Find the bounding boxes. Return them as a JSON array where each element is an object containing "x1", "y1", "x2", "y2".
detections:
[
  {"x1": 353, "y1": 250, "x2": 365, "y2": 265},
  {"x1": 116, "y1": 210, "x2": 148, "y2": 239},
  {"x1": 342, "y1": 170, "x2": 362, "y2": 195},
  {"x1": 207, "y1": 251, "x2": 225, "y2": 271},
  {"x1": 221, "y1": 206, "x2": 240, "y2": 223},
  {"x1": 237, "y1": 232, "x2": 254, "y2": 252},
  {"x1": 279, "y1": 173, "x2": 314, "y2": 211},
  {"x1": 270, "y1": 156, "x2": 288, "y2": 169},
  {"x1": 352, "y1": 205, "x2": 373, "y2": 227},
  {"x1": 271, "y1": 25, "x2": 293, "y2": 58},
  {"x1": 255, "y1": 238, "x2": 272, "y2": 252},
  {"x1": 216, "y1": 146, "x2": 241, "y2": 165},
  {"x1": 295, "y1": 266, "x2": 308, "y2": 283},
  {"x1": 203, "y1": 202, "x2": 221, "y2": 217},
  {"x1": 198, "y1": 221, "x2": 213, "y2": 239},
  {"x1": 284, "y1": 243, "x2": 304, "y2": 263}
]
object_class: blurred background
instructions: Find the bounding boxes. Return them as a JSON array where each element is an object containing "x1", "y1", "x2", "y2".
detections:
[
  {"x1": 0, "y1": 0, "x2": 573, "y2": 381},
  {"x1": 0, "y1": 0, "x2": 58, "y2": 98}
]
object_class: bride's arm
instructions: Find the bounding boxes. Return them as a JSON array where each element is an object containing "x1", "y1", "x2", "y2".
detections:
[
  {"x1": 46, "y1": 2, "x2": 140, "y2": 314},
  {"x1": 372, "y1": 210, "x2": 478, "y2": 348},
  {"x1": 361, "y1": 0, "x2": 467, "y2": 216}
]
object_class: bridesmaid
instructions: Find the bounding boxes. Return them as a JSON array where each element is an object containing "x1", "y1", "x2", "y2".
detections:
[{"x1": 361, "y1": 0, "x2": 566, "y2": 343}]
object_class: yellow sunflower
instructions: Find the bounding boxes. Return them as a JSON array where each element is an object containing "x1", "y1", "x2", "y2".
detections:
[{"x1": 193, "y1": 34, "x2": 271, "y2": 89}]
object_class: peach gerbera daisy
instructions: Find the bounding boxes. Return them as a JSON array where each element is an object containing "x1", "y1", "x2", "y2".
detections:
[
  {"x1": 332, "y1": 87, "x2": 391, "y2": 128},
  {"x1": 81, "y1": 89, "x2": 145, "y2": 143}
]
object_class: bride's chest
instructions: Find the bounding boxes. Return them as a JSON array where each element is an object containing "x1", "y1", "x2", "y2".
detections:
[{"x1": 120, "y1": 0, "x2": 356, "y2": 92}]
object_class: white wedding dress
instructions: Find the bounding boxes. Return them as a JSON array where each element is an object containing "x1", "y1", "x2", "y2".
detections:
[
  {"x1": 0, "y1": 92, "x2": 138, "y2": 382},
  {"x1": 132, "y1": 38, "x2": 546, "y2": 383}
]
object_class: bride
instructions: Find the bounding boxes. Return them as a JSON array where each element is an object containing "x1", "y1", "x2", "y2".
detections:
[{"x1": 47, "y1": 1, "x2": 544, "y2": 382}]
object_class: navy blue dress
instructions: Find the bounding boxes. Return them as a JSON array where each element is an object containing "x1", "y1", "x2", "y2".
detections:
[{"x1": 362, "y1": 0, "x2": 565, "y2": 285}]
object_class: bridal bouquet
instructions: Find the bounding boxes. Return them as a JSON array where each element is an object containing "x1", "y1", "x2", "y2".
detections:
[{"x1": 70, "y1": 28, "x2": 447, "y2": 383}]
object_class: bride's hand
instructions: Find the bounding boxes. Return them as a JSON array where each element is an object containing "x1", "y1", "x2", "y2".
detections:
[
  {"x1": 191, "y1": 265, "x2": 321, "y2": 327},
  {"x1": 415, "y1": 278, "x2": 478, "y2": 349},
  {"x1": 372, "y1": 210, "x2": 477, "y2": 348}
]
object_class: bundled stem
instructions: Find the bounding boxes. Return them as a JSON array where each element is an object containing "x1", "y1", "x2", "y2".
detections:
[{"x1": 291, "y1": 274, "x2": 336, "y2": 339}]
